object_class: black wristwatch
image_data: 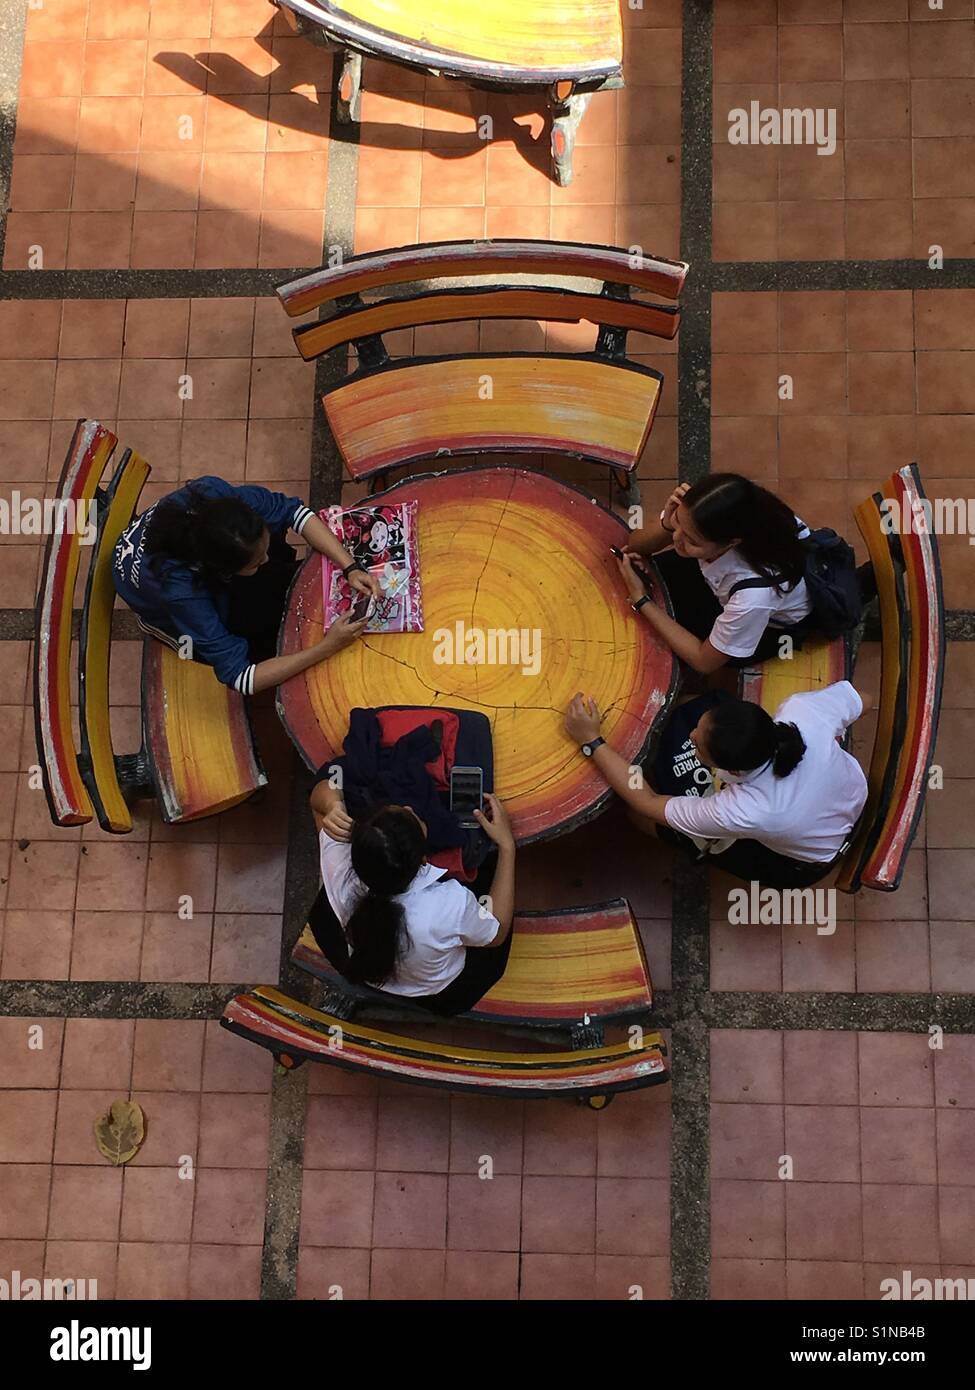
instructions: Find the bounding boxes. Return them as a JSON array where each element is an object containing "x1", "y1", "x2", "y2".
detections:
[
  {"x1": 581, "y1": 737, "x2": 606, "y2": 758},
  {"x1": 630, "y1": 594, "x2": 651, "y2": 612}
]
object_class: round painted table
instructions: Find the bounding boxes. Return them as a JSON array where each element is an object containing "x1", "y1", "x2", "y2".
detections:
[{"x1": 277, "y1": 466, "x2": 678, "y2": 844}]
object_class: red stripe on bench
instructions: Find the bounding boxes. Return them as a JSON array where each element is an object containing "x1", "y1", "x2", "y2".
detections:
[
  {"x1": 222, "y1": 994, "x2": 667, "y2": 1094},
  {"x1": 35, "y1": 420, "x2": 117, "y2": 826},
  {"x1": 861, "y1": 468, "x2": 943, "y2": 890}
]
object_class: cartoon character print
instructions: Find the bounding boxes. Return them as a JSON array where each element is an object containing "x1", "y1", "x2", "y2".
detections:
[{"x1": 342, "y1": 507, "x2": 407, "y2": 569}]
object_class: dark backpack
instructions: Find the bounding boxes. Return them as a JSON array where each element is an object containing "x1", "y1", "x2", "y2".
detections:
[{"x1": 729, "y1": 528, "x2": 862, "y2": 640}]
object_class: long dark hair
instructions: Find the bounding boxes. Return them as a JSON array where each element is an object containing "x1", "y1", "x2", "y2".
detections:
[
  {"x1": 345, "y1": 806, "x2": 426, "y2": 986},
  {"x1": 682, "y1": 473, "x2": 806, "y2": 592},
  {"x1": 705, "y1": 699, "x2": 806, "y2": 778},
  {"x1": 145, "y1": 484, "x2": 266, "y2": 585}
]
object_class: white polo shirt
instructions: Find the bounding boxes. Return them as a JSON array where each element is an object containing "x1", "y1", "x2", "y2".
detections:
[
  {"x1": 700, "y1": 520, "x2": 813, "y2": 658},
  {"x1": 663, "y1": 681, "x2": 868, "y2": 864},
  {"x1": 319, "y1": 831, "x2": 500, "y2": 996}
]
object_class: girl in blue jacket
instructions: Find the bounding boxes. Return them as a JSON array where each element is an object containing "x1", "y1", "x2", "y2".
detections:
[{"x1": 113, "y1": 477, "x2": 380, "y2": 695}]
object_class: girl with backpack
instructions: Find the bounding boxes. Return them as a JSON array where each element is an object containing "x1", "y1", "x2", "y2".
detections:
[
  {"x1": 620, "y1": 474, "x2": 860, "y2": 673},
  {"x1": 113, "y1": 477, "x2": 381, "y2": 695}
]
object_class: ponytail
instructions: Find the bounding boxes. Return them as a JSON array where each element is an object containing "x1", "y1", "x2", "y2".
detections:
[
  {"x1": 771, "y1": 720, "x2": 806, "y2": 777},
  {"x1": 145, "y1": 484, "x2": 266, "y2": 586},
  {"x1": 705, "y1": 699, "x2": 807, "y2": 779},
  {"x1": 682, "y1": 473, "x2": 806, "y2": 592},
  {"x1": 344, "y1": 806, "x2": 426, "y2": 986}
]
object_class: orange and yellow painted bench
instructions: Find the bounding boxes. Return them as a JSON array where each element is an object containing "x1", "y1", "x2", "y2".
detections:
[
  {"x1": 738, "y1": 465, "x2": 944, "y2": 894},
  {"x1": 276, "y1": 238, "x2": 687, "y2": 503},
  {"x1": 292, "y1": 898, "x2": 654, "y2": 1034},
  {"x1": 221, "y1": 985, "x2": 669, "y2": 1107},
  {"x1": 35, "y1": 420, "x2": 266, "y2": 832},
  {"x1": 838, "y1": 464, "x2": 945, "y2": 893},
  {"x1": 272, "y1": 0, "x2": 624, "y2": 184}
]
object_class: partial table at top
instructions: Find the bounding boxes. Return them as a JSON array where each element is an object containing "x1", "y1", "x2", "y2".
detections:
[{"x1": 277, "y1": 466, "x2": 678, "y2": 845}]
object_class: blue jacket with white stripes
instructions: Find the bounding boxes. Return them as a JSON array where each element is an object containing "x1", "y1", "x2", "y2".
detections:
[{"x1": 112, "y1": 476, "x2": 314, "y2": 694}]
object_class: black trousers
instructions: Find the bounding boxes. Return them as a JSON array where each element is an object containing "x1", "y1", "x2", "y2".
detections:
[
  {"x1": 307, "y1": 861, "x2": 513, "y2": 1017},
  {"x1": 658, "y1": 824, "x2": 838, "y2": 889},
  {"x1": 226, "y1": 532, "x2": 298, "y2": 663},
  {"x1": 652, "y1": 549, "x2": 813, "y2": 666}
]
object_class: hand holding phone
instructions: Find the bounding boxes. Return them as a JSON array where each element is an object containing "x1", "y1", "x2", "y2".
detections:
[
  {"x1": 350, "y1": 592, "x2": 373, "y2": 623},
  {"x1": 450, "y1": 766, "x2": 484, "y2": 829}
]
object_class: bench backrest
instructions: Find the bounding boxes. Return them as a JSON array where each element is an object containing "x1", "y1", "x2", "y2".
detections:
[
  {"x1": 277, "y1": 239, "x2": 686, "y2": 483},
  {"x1": 34, "y1": 420, "x2": 118, "y2": 828},
  {"x1": 78, "y1": 448, "x2": 151, "y2": 834},
  {"x1": 291, "y1": 286, "x2": 680, "y2": 362},
  {"x1": 278, "y1": 238, "x2": 686, "y2": 331},
  {"x1": 221, "y1": 985, "x2": 669, "y2": 1100},
  {"x1": 837, "y1": 465, "x2": 945, "y2": 893}
]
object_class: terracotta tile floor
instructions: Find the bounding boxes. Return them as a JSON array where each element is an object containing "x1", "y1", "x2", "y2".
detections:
[
  {"x1": 710, "y1": 1029, "x2": 975, "y2": 1300},
  {"x1": 1, "y1": 0, "x2": 973, "y2": 1302},
  {"x1": 7, "y1": 5, "x2": 330, "y2": 269},
  {"x1": 712, "y1": 288, "x2": 975, "y2": 608},
  {"x1": 713, "y1": 2, "x2": 975, "y2": 261}
]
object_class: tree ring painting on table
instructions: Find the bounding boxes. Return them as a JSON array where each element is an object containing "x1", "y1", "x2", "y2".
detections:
[{"x1": 277, "y1": 465, "x2": 679, "y2": 844}]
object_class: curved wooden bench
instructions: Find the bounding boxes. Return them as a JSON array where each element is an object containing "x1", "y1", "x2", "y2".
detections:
[
  {"x1": 837, "y1": 464, "x2": 945, "y2": 893},
  {"x1": 278, "y1": 240, "x2": 687, "y2": 319},
  {"x1": 35, "y1": 418, "x2": 268, "y2": 832},
  {"x1": 325, "y1": 354, "x2": 662, "y2": 482},
  {"x1": 34, "y1": 420, "x2": 118, "y2": 828},
  {"x1": 77, "y1": 448, "x2": 151, "y2": 834},
  {"x1": 221, "y1": 985, "x2": 669, "y2": 1106},
  {"x1": 277, "y1": 239, "x2": 687, "y2": 497},
  {"x1": 273, "y1": 0, "x2": 624, "y2": 184},
  {"x1": 142, "y1": 640, "x2": 267, "y2": 824},
  {"x1": 292, "y1": 897, "x2": 654, "y2": 1031},
  {"x1": 293, "y1": 286, "x2": 679, "y2": 362}
]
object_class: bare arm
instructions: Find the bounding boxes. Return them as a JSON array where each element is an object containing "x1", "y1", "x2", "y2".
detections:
[
  {"x1": 624, "y1": 482, "x2": 689, "y2": 558},
  {"x1": 310, "y1": 778, "x2": 354, "y2": 840},
  {"x1": 250, "y1": 611, "x2": 367, "y2": 694},
  {"x1": 299, "y1": 514, "x2": 381, "y2": 600},
  {"x1": 618, "y1": 555, "x2": 728, "y2": 674},
  {"x1": 564, "y1": 695, "x2": 672, "y2": 826},
  {"x1": 472, "y1": 794, "x2": 516, "y2": 945}
]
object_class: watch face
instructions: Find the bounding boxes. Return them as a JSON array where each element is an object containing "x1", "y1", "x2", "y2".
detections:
[{"x1": 582, "y1": 743, "x2": 593, "y2": 756}]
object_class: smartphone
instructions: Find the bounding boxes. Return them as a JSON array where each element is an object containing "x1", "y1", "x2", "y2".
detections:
[
  {"x1": 610, "y1": 545, "x2": 625, "y2": 561},
  {"x1": 450, "y1": 766, "x2": 484, "y2": 829},
  {"x1": 350, "y1": 592, "x2": 373, "y2": 622}
]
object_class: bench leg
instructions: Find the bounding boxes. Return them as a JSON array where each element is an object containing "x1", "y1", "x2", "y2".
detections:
[
  {"x1": 336, "y1": 49, "x2": 363, "y2": 125},
  {"x1": 583, "y1": 1093, "x2": 614, "y2": 1110},
  {"x1": 320, "y1": 985, "x2": 361, "y2": 1021},
  {"x1": 569, "y1": 1020, "x2": 613, "y2": 1108},
  {"x1": 274, "y1": 1051, "x2": 306, "y2": 1073},
  {"x1": 612, "y1": 467, "x2": 642, "y2": 510},
  {"x1": 550, "y1": 92, "x2": 592, "y2": 187},
  {"x1": 114, "y1": 750, "x2": 154, "y2": 800}
]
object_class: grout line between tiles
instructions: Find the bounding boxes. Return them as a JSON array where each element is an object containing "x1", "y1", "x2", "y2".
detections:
[
  {"x1": 258, "y1": 60, "x2": 362, "y2": 1301},
  {"x1": 668, "y1": 0, "x2": 715, "y2": 1303}
]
